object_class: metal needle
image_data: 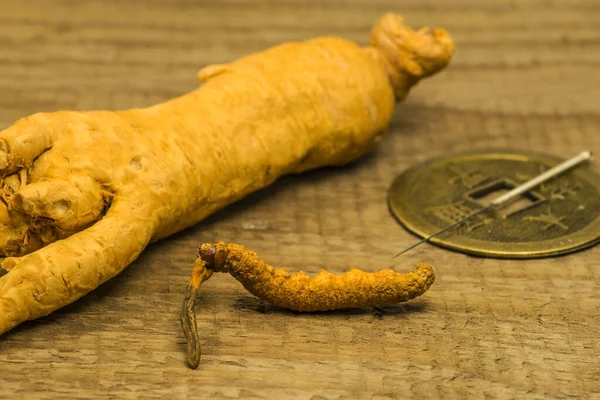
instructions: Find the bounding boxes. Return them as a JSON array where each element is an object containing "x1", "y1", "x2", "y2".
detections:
[{"x1": 393, "y1": 150, "x2": 593, "y2": 258}]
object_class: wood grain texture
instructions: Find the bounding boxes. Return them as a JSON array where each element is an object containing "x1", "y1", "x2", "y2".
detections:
[{"x1": 0, "y1": 0, "x2": 599, "y2": 398}]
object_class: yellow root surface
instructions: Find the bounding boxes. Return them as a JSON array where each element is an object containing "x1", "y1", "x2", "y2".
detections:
[{"x1": 0, "y1": 13, "x2": 453, "y2": 335}]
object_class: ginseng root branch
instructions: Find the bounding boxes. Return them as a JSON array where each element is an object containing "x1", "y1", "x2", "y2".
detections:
[
  {"x1": 0, "y1": 12, "x2": 452, "y2": 342},
  {"x1": 181, "y1": 241, "x2": 435, "y2": 369}
]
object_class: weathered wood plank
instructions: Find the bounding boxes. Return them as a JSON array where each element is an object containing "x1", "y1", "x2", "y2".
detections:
[{"x1": 0, "y1": 0, "x2": 598, "y2": 398}]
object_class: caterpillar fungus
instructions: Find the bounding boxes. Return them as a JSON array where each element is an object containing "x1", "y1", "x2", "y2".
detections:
[{"x1": 181, "y1": 242, "x2": 435, "y2": 369}]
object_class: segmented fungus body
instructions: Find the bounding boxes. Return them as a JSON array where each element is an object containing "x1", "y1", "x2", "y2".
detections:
[{"x1": 181, "y1": 242, "x2": 435, "y2": 368}]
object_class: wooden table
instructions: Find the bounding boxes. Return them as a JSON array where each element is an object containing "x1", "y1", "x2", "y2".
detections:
[{"x1": 1, "y1": 1, "x2": 598, "y2": 398}]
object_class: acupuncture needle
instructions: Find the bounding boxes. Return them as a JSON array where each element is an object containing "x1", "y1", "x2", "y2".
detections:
[{"x1": 393, "y1": 150, "x2": 593, "y2": 258}]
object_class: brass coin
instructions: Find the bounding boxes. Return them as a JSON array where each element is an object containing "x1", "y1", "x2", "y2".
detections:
[{"x1": 388, "y1": 150, "x2": 600, "y2": 258}]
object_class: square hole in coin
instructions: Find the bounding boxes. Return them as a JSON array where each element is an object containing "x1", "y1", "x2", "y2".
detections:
[{"x1": 465, "y1": 178, "x2": 545, "y2": 217}]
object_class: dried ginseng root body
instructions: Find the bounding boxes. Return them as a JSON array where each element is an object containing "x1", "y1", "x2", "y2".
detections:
[
  {"x1": 0, "y1": 13, "x2": 452, "y2": 336},
  {"x1": 181, "y1": 242, "x2": 435, "y2": 368}
]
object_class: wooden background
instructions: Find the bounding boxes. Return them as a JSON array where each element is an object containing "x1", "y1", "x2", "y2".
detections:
[{"x1": 1, "y1": 0, "x2": 599, "y2": 398}]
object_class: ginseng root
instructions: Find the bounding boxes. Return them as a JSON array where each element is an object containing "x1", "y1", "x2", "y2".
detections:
[
  {"x1": 181, "y1": 242, "x2": 435, "y2": 369},
  {"x1": 0, "y1": 13, "x2": 452, "y2": 338}
]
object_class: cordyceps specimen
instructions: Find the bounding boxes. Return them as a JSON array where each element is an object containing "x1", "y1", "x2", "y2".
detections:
[
  {"x1": 0, "y1": 13, "x2": 453, "y2": 339},
  {"x1": 182, "y1": 242, "x2": 435, "y2": 369}
]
